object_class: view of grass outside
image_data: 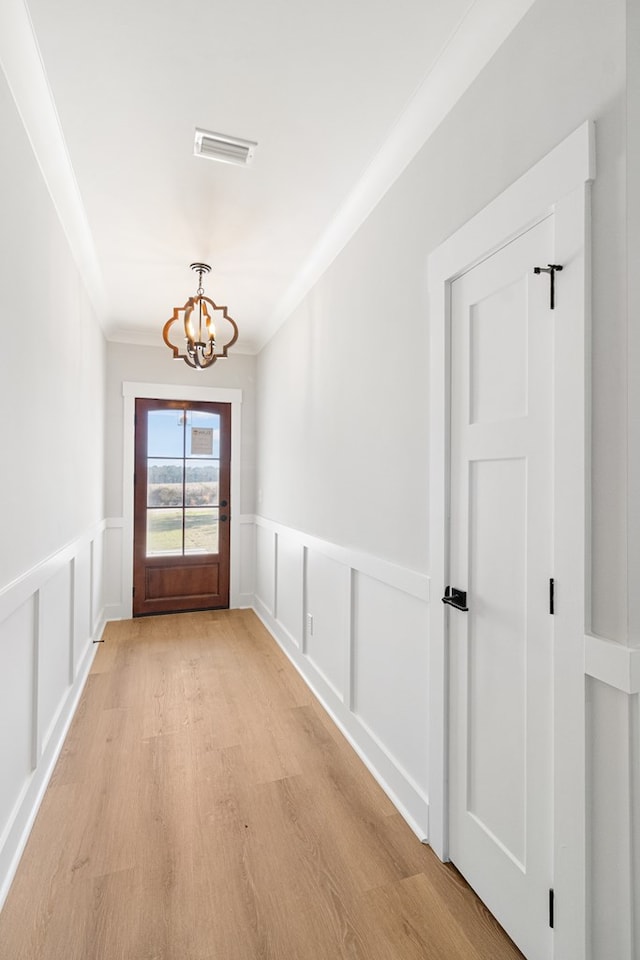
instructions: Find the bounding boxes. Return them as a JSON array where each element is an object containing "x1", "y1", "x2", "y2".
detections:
[
  {"x1": 147, "y1": 508, "x2": 219, "y2": 556},
  {"x1": 143, "y1": 416, "x2": 224, "y2": 557},
  {"x1": 145, "y1": 462, "x2": 221, "y2": 556}
]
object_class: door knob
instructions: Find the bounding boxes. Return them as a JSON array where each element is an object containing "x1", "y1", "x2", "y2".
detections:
[
  {"x1": 441, "y1": 586, "x2": 468, "y2": 611},
  {"x1": 220, "y1": 515, "x2": 228, "y2": 522}
]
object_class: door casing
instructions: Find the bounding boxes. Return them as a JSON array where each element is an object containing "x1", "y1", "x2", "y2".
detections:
[
  {"x1": 427, "y1": 121, "x2": 594, "y2": 959},
  {"x1": 121, "y1": 382, "x2": 243, "y2": 617}
]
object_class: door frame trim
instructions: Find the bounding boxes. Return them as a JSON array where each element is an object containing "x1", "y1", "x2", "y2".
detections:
[
  {"x1": 121, "y1": 381, "x2": 243, "y2": 617},
  {"x1": 427, "y1": 121, "x2": 594, "y2": 959}
]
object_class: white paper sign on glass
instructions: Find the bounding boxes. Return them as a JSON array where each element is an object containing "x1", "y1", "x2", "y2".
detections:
[{"x1": 191, "y1": 426, "x2": 214, "y2": 456}]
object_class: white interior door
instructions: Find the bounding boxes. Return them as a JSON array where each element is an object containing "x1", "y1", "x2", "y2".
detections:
[{"x1": 448, "y1": 216, "x2": 555, "y2": 960}]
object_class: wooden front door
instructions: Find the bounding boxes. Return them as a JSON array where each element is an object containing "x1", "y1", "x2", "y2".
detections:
[{"x1": 133, "y1": 399, "x2": 231, "y2": 616}]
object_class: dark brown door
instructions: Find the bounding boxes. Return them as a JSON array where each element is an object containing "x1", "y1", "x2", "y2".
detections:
[{"x1": 133, "y1": 398, "x2": 231, "y2": 616}]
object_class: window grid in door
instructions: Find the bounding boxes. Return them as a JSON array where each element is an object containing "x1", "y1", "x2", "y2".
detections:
[{"x1": 145, "y1": 409, "x2": 221, "y2": 557}]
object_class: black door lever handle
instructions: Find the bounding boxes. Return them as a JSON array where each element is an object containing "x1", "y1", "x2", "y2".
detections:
[{"x1": 441, "y1": 586, "x2": 468, "y2": 612}]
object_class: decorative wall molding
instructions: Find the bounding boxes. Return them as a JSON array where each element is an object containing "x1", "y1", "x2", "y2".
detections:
[
  {"x1": 585, "y1": 634, "x2": 640, "y2": 695},
  {"x1": 102, "y1": 517, "x2": 126, "y2": 621},
  {"x1": 0, "y1": 520, "x2": 108, "y2": 630},
  {"x1": 0, "y1": 637, "x2": 97, "y2": 912},
  {"x1": 253, "y1": 515, "x2": 430, "y2": 602},
  {"x1": 0, "y1": 519, "x2": 106, "y2": 911}
]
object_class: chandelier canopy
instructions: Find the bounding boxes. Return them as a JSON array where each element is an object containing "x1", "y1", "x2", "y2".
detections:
[{"x1": 162, "y1": 262, "x2": 239, "y2": 370}]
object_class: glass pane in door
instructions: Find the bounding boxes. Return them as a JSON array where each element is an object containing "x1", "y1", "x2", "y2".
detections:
[
  {"x1": 147, "y1": 508, "x2": 183, "y2": 556},
  {"x1": 143, "y1": 408, "x2": 222, "y2": 558},
  {"x1": 185, "y1": 460, "x2": 219, "y2": 506},
  {"x1": 147, "y1": 459, "x2": 184, "y2": 506},
  {"x1": 147, "y1": 410, "x2": 185, "y2": 457},
  {"x1": 185, "y1": 509, "x2": 219, "y2": 554}
]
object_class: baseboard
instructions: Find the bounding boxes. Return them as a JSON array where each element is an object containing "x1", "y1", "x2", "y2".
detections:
[
  {"x1": 0, "y1": 627, "x2": 100, "y2": 911},
  {"x1": 252, "y1": 596, "x2": 429, "y2": 843}
]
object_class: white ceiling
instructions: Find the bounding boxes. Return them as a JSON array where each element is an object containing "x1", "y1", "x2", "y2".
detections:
[{"x1": 5, "y1": 0, "x2": 533, "y2": 353}]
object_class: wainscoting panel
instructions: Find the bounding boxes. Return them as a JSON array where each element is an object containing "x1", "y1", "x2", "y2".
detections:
[
  {"x1": 0, "y1": 599, "x2": 35, "y2": 847},
  {"x1": 586, "y1": 678, "x2": 635, "y2": 959},
  {"x1": 252, "y1": 515, "x2": 431, "y2": 840},
  {"x1": 0, "y1": 521, "x2": 107, "y2": 911},
  {"x1": 73, "y1": 542, "x2": 92, "y2": 677},
  {"x1": 103, "y1": 520, "x2": 123, "y2": 621},
  {"x1": 353, "y1": 572, "x2": 429, "y2": 795},
  {"x1": 255, "y1": 523, "x2": 276, "y2": 616},
  {"x1": 305, "y1": 549, "x2": 350, "y2": 699},
  {"x1": 38, "y1": 564, "x2": 73, "y2": 757},
  {"x1": 238, "y1": 516, "x2": 256, "y2": 606},
  {"x1": 91, "y1": 528, "x2": 104, "y2": 633},
  {"x1": 274, "y1": 532, "x2": 304, "y2": 648}
]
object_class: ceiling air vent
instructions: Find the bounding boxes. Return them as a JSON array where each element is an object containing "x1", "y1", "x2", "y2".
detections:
[{"x1": 194, "y1": 128, "x2": 257, "y2": 166}]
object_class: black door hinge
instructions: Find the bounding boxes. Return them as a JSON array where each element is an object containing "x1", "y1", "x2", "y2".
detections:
[
  {"x1": 549, "y1": 578, "x2": 555, "y2": 615},
  {"x1": 549, "y1": 889, "x2": 555, "y2": 929},
  {"x1": 132, "y1": 586, "x2": 135, "y2": 598}
]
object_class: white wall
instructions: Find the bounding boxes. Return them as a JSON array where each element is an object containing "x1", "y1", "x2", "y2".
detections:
[
  {"x1": 0, "y1": 96, "x2": 106, "y2": 589},
  {"x1": 0, "y1": 64, "x2": 107, "y2": 908},
  {"x1": 254, "y1": 0, "x2": 638, "y2": 955}
]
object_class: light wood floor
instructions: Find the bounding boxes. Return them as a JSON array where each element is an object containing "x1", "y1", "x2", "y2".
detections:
[{"x1": 0, "y1": 609, "x2": 524, "y2": 960}]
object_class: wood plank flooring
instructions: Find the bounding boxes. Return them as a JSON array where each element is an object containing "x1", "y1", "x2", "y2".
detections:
[{"x1": 0, "y1": 610, "x2": 524, "y2": 960}]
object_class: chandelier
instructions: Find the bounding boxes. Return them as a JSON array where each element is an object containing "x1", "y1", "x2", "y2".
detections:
[{"x1": 162, "y1": 262, "x2": 239, "y2": 370}]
